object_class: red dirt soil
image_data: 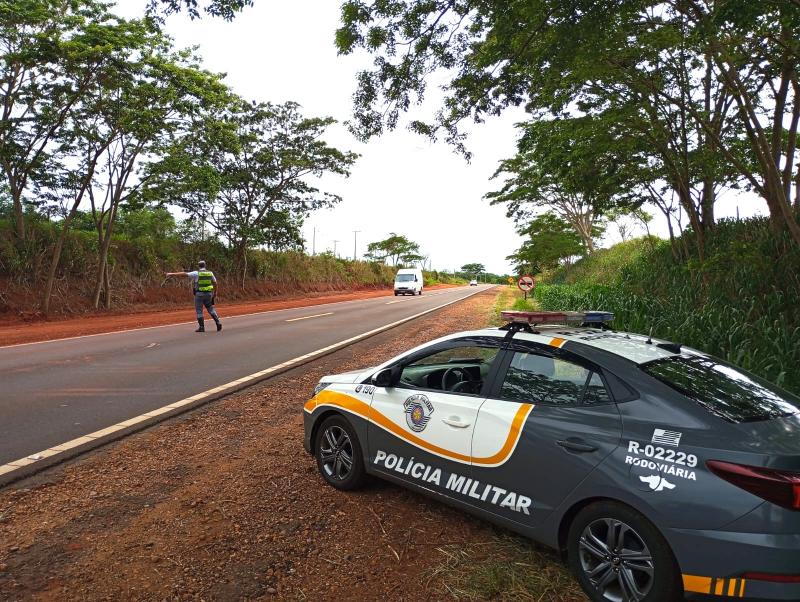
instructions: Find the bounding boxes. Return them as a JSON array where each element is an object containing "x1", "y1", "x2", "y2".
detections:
[
  {"x1": 0, "y1": 289, "x2": 585, "y2": 601},
  {"x1": 0, "y1": 284, "x2": 460, "y2": 347}
]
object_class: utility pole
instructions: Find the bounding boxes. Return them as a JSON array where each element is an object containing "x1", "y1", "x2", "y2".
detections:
[
  {"x1": 353, "y1": 230, "x2": 360, "y2": 261},
  {"x1": 333, "y1": 239, "x2": 340, "y2": 257},
  {"x1": 312, "y1": 227, "x2": 316, "y2": 255}
]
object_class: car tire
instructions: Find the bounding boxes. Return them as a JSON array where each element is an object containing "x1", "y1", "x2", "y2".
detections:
[
  {"x1": 314, "y1": 415, "x2": 366, "y2": 491},
  {"x1": 567, "y1": 501, "x2": 682, "y2": 602}
]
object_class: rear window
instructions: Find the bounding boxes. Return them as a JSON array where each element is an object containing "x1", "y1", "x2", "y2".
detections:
[{"x1": 642, "y1": 354, "x2": 800, "y2": 423}]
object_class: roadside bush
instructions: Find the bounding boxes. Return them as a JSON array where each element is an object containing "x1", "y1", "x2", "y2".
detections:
[
  {"x1": 0, "y1": 221, "x2": 398, "y2": 314},
  {"x1": 546, "y1": 237, "x2": 659, "y2": 286},
  {"x1": 535, "y1": 219, "x2": 800, "y2": 395}
]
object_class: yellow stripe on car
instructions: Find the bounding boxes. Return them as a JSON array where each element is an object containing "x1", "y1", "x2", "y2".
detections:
[
  {"x1": 305, "y1": 390, "x2": 533, "y2": 466},
  {"x1": 682, "y1": 574, "x2": 747, "y2": 597}
]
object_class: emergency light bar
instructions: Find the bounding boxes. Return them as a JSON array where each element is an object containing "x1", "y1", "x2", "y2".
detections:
[{"x1": 501, "y1": 310, "x2": 614, "y2": 326}]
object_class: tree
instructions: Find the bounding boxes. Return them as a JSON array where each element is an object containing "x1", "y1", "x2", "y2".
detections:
[
  {"x1": 117, "y1": 205, "x2": 177, "y2": 241},
  {"x1": 259, "y1": 209, "x2": 304, "y2": 252},
  {"x1": 0, "y1": 0, "x2": 122, "y2": 244},
  {"x1": 336, "y1": 1, "x2": 800, "y2": 247},
  {"x1": 507, "y1": 214, "x2": 584, "y2": 275},
  {"x1": 83, "y1": 43, "x2": 231, "y2": 309},
  {"x1": 486, "y1": 116, "x2": 635, "y2": 253},
  {"x1": 37, "y1": 16, "x2": 180, "y2": 313},
  {"x1": 147, "y1": 101, "x2": 358, "y2": 286},
  {"x1": 460, "y1": 263, "x2": 485, "y2": 275},
  {"x1": 365, "y1": 233, "x2": 423, "y2": 266}
]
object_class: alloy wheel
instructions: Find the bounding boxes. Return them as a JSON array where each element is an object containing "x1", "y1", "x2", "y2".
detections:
[
  {"x1": 319, "y1": 425, "x2": 354, "y2": 481},
  {"x1": 578, "y1": 517, "x2": 655, "y2": 602}
]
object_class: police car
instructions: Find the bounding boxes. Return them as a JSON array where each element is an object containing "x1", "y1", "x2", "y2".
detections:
[{"x1": 303, "y1": 311, "x2": 800, "y2": 602}]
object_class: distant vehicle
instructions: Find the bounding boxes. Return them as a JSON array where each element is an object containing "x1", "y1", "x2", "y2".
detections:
[
  {"x1": 469, "y1": 279, "x2": 478, "y2": 286},
  {"x1": 394, "y1": 268, "x2": 423, "y2": 296},
  {"x1": 304, "y1": 310, "x2": 800, "y2": 602}
]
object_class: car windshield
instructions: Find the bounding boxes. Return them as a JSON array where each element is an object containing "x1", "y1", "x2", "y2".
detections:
[
  {"x1": 642, "y1": 354, "x2": 800, "y2": 423},
  {"x1": 396, "y1": 274, "x2": 415, "y2": 282}
]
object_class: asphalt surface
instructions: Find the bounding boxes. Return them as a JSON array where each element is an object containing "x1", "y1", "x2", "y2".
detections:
[{"x1": 0, "y1": 285, "x2": 493, "y2": 464}]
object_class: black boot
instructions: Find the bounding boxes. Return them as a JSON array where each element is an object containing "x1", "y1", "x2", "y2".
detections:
[
  {"x1": 215, "y1": 319, "x2": 222, "y2": 332},
  {"x1": 196, "y1": 318, "x2": 205, "y2": 332}
]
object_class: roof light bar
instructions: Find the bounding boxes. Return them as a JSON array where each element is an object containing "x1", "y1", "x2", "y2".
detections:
[
  {"x1": 500, "y1": 310, "x2": 614, "y2": 326},
  {"x1": 583, "y1": 311, "x2": 615, "y2": 323}
]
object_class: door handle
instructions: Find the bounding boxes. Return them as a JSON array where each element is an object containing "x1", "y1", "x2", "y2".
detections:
[
  {"x1": 556, "y1": 438, "x2": 598, "y2": 453},
  {"x1": 442, "y1": 417, "x2": 471, "y2": 428}
]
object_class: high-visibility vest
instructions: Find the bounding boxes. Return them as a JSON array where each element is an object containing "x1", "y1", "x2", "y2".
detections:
[{"x1": 197, "y1": 270, "x2": 214, "y2": 292}]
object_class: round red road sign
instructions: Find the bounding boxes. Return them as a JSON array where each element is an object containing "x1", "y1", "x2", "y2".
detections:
[{"x1": 518, "y1": 275, "x2": 535, "y2": 291}]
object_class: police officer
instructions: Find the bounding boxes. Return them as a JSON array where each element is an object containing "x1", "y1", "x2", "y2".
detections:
[{"x1": 165, "y1": 260, "x2": 222, "y2": 333}]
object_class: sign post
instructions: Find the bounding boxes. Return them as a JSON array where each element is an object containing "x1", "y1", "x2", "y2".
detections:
[{"x1": 517, "y1": 275, "x2": 535, "y2": 301}]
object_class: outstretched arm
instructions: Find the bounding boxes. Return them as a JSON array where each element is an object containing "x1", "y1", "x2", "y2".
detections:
[{"x1": 165, "y1": 271, "x2": 189, "y2": 277}]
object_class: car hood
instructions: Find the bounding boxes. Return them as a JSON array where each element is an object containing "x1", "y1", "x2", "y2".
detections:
[{"x1": 320, "y1": 367, "x2": 377, "y2": 384}]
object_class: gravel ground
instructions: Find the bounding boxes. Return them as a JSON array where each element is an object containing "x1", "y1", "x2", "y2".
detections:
[{"x1": 0, "y1": 289, "x2": 584, "y2": 601}]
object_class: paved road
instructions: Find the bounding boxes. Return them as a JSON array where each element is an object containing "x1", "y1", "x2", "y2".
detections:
[{"x1": 0, "y1": 285, "x2": 493, "y2": 464}]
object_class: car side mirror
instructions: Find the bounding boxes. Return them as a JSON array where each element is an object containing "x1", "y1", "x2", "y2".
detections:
[{"x1": 372, "y1": 366, "x2": 400, "y2": 388}]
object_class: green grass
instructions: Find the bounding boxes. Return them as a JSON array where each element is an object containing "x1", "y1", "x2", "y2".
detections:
[
  {"x1": 489, "y1": 286, "x2": 537, "y2": 326},
  {"x1": 427, "y1": 533, "x2": 586, "y2": 601},
  {"x1": 546, "y1": 237, "x2": 658, "y2": 286},
  {"x1": 533, "y1": 218, "x2": 800, "y2": 395}
]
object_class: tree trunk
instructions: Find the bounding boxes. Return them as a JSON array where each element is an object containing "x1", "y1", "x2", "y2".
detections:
[
  {"x1": 42, "y1": 173, "x2": 97, "y2": 314},
  {"x1": 12, "y1": 192, "x2": 25, "y2": 243},
  {"x1": 42, "y1": 209, "x2": 78, "y2": 315},
  {"x1": 795, "y1": 167, "x2": 800, "y2": 212},
  {"x1": 103, "y1": 261, "x2": 111, "y2": 309},
  {"x1": 674, "y1": 179, "x2": 705, "y2": 261},
  {"x1": 700, "y1": 179, "x2": 715, "y2": 231},
  {"x1": 92, "y1": 206, "x2": 116, "y2": 309},
  {"x1": 92, "y1": 232, "x2": 109, "y2": 309},
  {"x1": 236, "y1": 240, "x2": 248, "y2": 289},
  {"x1": 665, "y1": 213, "x2": 680, "y2": 261}
]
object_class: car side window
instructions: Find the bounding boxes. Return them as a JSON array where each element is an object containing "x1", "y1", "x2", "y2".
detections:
[
  {"x1": 499, "y1": 351, "x2": 609, "y2": 406},
  {"x1": 400, "y1": 345, "x2": 500, "y2": 395},
  {"x1": 584, "y1": 372, "x2": 612, "y2": 404}
]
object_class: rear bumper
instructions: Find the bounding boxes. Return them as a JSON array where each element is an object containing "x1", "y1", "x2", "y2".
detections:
[{"x1": 668, "y1": 527, "x2": 800, "y2": 599}]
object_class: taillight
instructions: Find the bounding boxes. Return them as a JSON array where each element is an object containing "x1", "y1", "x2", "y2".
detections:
[{"x1": 706, "y1": 460, "x2": 800, "y2": 511}]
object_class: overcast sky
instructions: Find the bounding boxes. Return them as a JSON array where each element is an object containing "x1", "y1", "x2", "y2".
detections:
[{"x1": 117, "y1": 0, "x2": 764, "y2": 274}]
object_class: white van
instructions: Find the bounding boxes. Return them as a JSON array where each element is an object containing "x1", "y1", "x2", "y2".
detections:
[{"x1": 394, "y1": 268, "x2": 424, "y2": 296}]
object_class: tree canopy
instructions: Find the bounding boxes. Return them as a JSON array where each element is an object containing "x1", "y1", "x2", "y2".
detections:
[
  {"x1": 460, "y1": 263, "x2": 485, "y2": 275},
  {"x1": 365, "y1": 233, "x2": 423, "y2": 266},
  {"x1": 0, "y1": 0, "x2": 359, "y2": 312},
  {"x1": 337, "y1": 1, "x2": 800, "y2": 250},
  {"x1": 507, "y1": 214, "x2": 585, "y2": 275}
]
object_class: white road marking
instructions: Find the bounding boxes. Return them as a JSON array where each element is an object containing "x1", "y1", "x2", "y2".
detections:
[
  {"x1": 385, "y1": 300, "x2": 402, "y2": 305},
  {"x1": 285, "y1": 312, "x2": 334, "y2": 322},
  {"x1": 0, "y1": 286, "x2": 493, "y2": 484}
]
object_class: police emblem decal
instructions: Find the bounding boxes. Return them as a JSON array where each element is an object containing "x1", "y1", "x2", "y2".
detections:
[{"x1": 403, "y1": 394, "x2": 434, "y2": 432}]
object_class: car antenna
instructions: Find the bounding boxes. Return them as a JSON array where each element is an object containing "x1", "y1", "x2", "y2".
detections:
[{"x1": 645, "y1": 327, "x2": 653, "y2": 345}]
